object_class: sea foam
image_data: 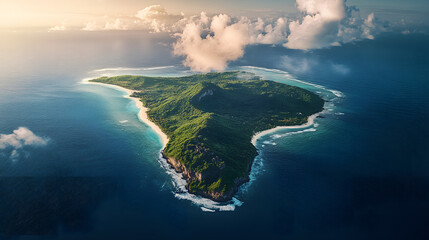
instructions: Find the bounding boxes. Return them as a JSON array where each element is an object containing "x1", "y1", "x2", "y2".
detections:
[
  {"x1": 156, "y1": 152, "x2": 242, "y2": 212},
  {"x1": 84, "y1": 65, "x2": 341, "y2": 212},
  {"x1": 240, "y1": 66, "x2": 345, "y2": 101}
]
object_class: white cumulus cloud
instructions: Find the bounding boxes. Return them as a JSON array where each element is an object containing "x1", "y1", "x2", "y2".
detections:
[
  {"x1": 104, "y1": 18, "x2": 133, "y2": 30},
  {"x1": 285, "y1": 0, "x2": 378, "y2": 50},
  {"x1": 172, "y1": 0, "x2": 381, "y2": 71},
  {"x1": 70, "y1": 1, "x2": 382, "y2": 71},
  {"x1": 48, "y1": 23, "x2": 67, "y2": 32},
  {"x1": 173, "y1": 13, "x2": 292, "y2": 72},
  {"x1": 82, "y1": 18, "x2": 137, "y2": 31},
  {"x1": 82, "y1": 21, "x2": 102, "y2": 31},
  {"x1": 0, "y1": 127, "x2": 49, "y2": 160},
  {"x1": 80, "y1": 5, "x2": 183, "y2": 32},
  {"x1": 135, "y1": 5, "x2": 183, "y2": 33},
  {"x1": 173, "y1": 14, "x2": 251, "y2": 72},
  {"x1": 251, "y1": 17, "x2": 288, "y2": 44}
]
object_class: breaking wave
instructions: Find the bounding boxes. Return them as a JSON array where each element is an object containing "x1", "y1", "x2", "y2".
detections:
[
  {"x1": 85, "y1": 65, "x2": 343, "y2": 212},
  {"x1": 240, "y1": 66, "x2": 345, "y2": 100},
  {"x1": 156, "y1": 152, "x2": 243, "y2": 212},
  {"x1": 271, "y1": 128, "x2": 317, "y2": 140}
]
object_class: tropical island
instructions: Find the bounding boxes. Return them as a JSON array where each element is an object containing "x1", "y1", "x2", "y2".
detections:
[{"x1": 90, "y1": 71, "x2": 324, "y2": 202}]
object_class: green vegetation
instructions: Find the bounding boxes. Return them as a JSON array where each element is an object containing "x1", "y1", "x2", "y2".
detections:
[{"x1": 91, "y1": 71, "x2": 324, "y2": 201}]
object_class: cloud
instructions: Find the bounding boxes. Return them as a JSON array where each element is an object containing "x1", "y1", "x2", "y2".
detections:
[
  {"x1": 104, "y1": 18, "x2": 132, "y2": 30},
  {"x1": 251, "y1": 17, "x2": 288, "y2": 44},
  {"x1": 285, "y1": 0, "x2": 379, "y2": 50},
  {"x1": 0, "y1": 127, "x2": 49, "y2": 160},
  {"x1": 173, "y1": 13, "x2": 292, "y2": 72},
  {"x1": 49, "y1": 23, "x2": 67, "y2": 32},
  {"x1": 331, "y1": 63, "x2": 350, "y2": 75},
  {"x1": 82, "y1": 18, "x2": 137, "y2": 31},
  {"x1": 280, "y1": 55, "x2": 350, "y2": 75},
  {"x1": 80, "y1": 5, "x2": 184, "y2": 32},
  {"x1": 173, "y1": 14, "x2": 251, "y2": 72},
  {"x1": 280, "y1": 56, "x2": 317, "y2": 73},
  {"x1": 172, "y1": 0, "x2": 382, "y2": 71},
  {"x1": 69, "y1": 2, "x2": 382, "y2": 71},
  {"x1": 82, "y1": 21, "x2": 102, "y2": 31},
  {"x1": 135, "y1": 5, "x2": 183, "y2": 33}
]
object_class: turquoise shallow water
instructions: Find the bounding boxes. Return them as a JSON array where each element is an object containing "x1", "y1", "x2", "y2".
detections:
[
  {"x1": 0, "y1": 31, "x2": 428, "y2": 239},
  {"x1": 80, "y1": 65, "x2": 343, "y2": 212}
]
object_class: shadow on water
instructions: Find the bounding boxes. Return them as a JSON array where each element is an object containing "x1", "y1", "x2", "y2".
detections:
[{"x1": 0, "y1": 177, "x2": 116, "y2": 237}]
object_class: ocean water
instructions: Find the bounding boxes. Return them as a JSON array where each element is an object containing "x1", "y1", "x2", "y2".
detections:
[{"x1": 0, "y1": 31, "x2": 428, "y2": 239}]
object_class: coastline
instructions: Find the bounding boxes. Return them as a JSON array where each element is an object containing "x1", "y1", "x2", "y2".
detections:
[
  {"x1": 251, "y1": 110, "x2": 323, "y2": 146},
  {"x1": 81, "y1": 77, "x2": 323, "y2": 205},
  {"x1": 83, "y1": 76, "x2": 322, "y2": 150},
  {"x1": 81, "y1": 78, "x2": 169, "y2": 148}
]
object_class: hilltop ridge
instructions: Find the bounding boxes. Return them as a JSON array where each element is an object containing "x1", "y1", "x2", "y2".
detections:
[{"x1": 91, "y1": 71, "x2": 324, "y2": 201}]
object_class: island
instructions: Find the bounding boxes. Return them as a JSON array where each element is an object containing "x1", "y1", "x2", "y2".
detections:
[{"x1": 90, "y1": 71, "x2": 324, "y2": 202}]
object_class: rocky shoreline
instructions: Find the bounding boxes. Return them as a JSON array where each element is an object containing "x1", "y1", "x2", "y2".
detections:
[{"x1": 162, "y1": 151, "x2": 252, "y2": 202}]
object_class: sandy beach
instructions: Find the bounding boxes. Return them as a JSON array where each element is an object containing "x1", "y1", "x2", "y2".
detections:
[
  {"x1": 81, "y1": 78, "x2": 169, "y2": 148},
  {"x1": 251, "y1": 111, "x2": 323, "y2": 146},
  {"x1": 82, "y1": 77, "x2": 322, "y2": 150},
  {"x1": 82, "y1": 77, "x2": 325, "y2": 211}
]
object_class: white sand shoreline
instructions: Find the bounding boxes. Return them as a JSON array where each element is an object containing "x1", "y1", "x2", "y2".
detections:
[
  {"x1": 81, "y1": 78, "x2": 169, "y2": 148},
  {"x1": 251, "y1": 110, "x2": 323, "y2": 146},
  {"x1": 82, "y1": 76, "x2": 322, "y2": 151},
  {"x1": 81, "y1": 76, "x2": 325, "y2": 211}
]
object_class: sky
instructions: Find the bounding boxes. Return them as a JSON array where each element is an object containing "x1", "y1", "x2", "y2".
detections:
[
  {"x1": 1, "y1": 0, "x2": 427, "y2": 72},
  {"x1": 0, "y1": 0, "x2": 428, "y2": 28}
]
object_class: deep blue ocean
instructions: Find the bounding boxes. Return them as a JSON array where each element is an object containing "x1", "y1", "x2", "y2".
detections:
[{"x1": 0, "y1": 31, "x2": 428, "y2": 240}]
